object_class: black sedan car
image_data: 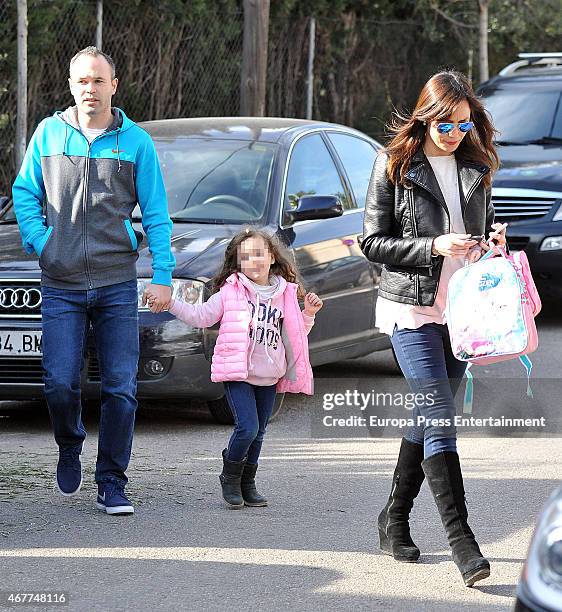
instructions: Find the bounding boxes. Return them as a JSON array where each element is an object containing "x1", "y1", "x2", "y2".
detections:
[
  {"x1": 0, "y1": 117, "x2": 391, "y2": 422},
  {"x1": 478, "y1": 53, "x2": 562, "y2": 300}
]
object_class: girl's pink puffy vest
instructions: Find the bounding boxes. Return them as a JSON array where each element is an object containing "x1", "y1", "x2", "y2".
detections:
[{"x1": 210, "y1": 273, "x2": 314, "y2": 395}]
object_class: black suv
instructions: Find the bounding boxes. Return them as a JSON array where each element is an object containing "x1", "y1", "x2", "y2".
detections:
[{"x1": 478, "y1": 53, "x2": 562, "y2": 300}]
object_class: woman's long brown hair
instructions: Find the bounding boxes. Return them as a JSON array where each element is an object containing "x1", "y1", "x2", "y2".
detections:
[
  {"x1": 212, "y1": 226, "x2": 306, "y2": 298},
  {"x1": 385, "y1": 70, "x2": 499, "y2": 188}
]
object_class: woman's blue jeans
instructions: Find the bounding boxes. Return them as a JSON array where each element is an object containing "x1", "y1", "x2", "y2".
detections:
[{"x1": 390, "y1": 323, "x2": 467, "y2": 458}]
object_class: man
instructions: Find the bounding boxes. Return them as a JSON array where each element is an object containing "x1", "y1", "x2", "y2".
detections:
[{"x1": 12, "y1": 47, "x2": 174, "y2": 515}]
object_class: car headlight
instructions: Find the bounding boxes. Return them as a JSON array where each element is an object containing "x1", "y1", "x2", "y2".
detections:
[
  {"x1": 136, "y1": 278, "x2": 205, "y2": 311},
  {"x1": 540, "y1": 236, "x2": 562, "y2": 251},
  {"x1": 540, "y1": 526, "x2": 562, "y2": 585},
  {"x1": 518, "y1": 486, "x2": 562, "y2": 609}
]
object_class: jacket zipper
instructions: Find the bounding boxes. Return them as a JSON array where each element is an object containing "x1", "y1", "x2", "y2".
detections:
[
  {"x1": 64, "y1": 121, "x2": 120, "y2": 290},
  {"x1": 82, "y1": 143, "x2": 93, "y2": 289},
  {"x1": 406, "y1": 187, "x2": 421, "y2": 306},
  {"x1": 386, "y1": 475, "x2": 399, "y2": 535},
  {"x1": 430, "y1": 211, "x2": 452, "y2": 305},
  {"x1": 407, "y1": 179, "x2": 450, "y2": 306}
]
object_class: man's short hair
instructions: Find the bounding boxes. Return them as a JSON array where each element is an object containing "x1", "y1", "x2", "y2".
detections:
[{"x1": 69, "y1": 46, "x2": 116, "y2": 79}]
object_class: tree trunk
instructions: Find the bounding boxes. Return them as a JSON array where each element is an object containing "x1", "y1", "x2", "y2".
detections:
[{"x1": 240, "y1": 0, "x2": 270, "y2": 116}]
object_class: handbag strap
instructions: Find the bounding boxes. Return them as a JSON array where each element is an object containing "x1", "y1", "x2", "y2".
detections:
[
  {"x1": 462, "y1": 355, "x2": 534, "y2": 415},
  {"x1": 480, "y1": 242, "x2": 508, "y2": 263}
]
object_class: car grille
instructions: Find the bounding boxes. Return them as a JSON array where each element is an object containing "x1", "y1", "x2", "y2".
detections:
[
  {"x1": 0, "y1": 355, "x2": 137, "y2": 385},
  {"x1": 0, "y1": 357, "x2": 44, "y2": 383},
  {"x1": 492, "y1": 195, "x2": 556, "y2": 222},
  {"x1": 507, "y1": 236, "x2": 530, "y2": 251},
  {"x1": 0, "y1": 279, "x2": 42, "y2": 319}
]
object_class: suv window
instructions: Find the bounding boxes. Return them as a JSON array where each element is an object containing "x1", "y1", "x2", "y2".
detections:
[
  {"x1": 284, "y1": 133, "x2": 352, "y2": 223},
  {"x1": 481, "y1": 88, "x2": 562, "y2": 143},
  {"x1": 327, "y1": 133, "x2": 377, "y2": 208}
]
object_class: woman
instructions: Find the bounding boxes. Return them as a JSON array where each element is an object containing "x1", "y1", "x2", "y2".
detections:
[{"x1": 361, "y1": 70, "x2": 506, "y2": 587}]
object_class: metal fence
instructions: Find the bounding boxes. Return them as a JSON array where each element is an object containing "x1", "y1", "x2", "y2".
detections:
[
  {"x1": 0, "y1": 0, "x2": 245, "y2": 194},
  {"x1": 0, "y1": 1, "x2": 520, "y2": 195}
]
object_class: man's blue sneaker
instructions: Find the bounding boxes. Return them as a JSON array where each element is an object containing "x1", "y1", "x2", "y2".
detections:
[
  {"x1": 56, "y1": 444, "x2": 83, "y2": 496},
  {"x1": 96, "y1": 483, "x2": 134, "y2": 515}
]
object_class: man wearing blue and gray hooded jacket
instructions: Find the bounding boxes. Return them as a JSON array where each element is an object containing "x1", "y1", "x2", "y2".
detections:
[{"x1": 12, "y1": 46, "x2": 175, "y2": 515}]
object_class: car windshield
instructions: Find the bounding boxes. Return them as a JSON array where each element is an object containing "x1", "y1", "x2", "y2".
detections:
[
  {"x1": 482, "y1": 89, "x2": 562, "y2": 144},
  {"x1": 0, "y1": 138, "x2": 277, "y2": 224},
  {"x1": 145, "y1": 138, "x2": 277, "y2": 223}
]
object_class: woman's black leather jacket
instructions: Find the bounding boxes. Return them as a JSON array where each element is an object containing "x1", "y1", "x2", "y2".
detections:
[{"x1": 360, "y1": 148, "x2": 495, "y2": 306}]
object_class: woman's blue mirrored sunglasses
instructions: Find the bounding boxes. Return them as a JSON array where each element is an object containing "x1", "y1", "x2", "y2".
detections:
[{"x1": 436, "y1": 121, "x2": 474, "y2": 134}]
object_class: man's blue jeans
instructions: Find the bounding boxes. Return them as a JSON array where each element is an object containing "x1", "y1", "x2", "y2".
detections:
[
  {"x1": 390, "y1": 323, "x2": 467, "y2": 459},
  {"x1": 41, "y1": 279, "x2": 139, "y2": 485},
  {"x1": 224, "y1": 381, "x2": 277, "y2": 464}
]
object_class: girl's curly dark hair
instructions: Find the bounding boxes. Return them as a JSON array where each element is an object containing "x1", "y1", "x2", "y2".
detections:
[{"x1": 211, "y1": 226, "x2": 306, "y2": 298}]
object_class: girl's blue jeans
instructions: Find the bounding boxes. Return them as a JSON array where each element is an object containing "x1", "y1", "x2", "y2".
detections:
[{"x1": 224, "y1": 381, "x2": 277, "y2": 464}]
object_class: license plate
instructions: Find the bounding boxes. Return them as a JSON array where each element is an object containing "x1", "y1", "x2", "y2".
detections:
[{"x1": 0, "y1": 331, "x2": 42, "y2": 356}]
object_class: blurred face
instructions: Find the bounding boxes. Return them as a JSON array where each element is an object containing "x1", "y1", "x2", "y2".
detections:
[
  {"x1": 69, "y1": 54, "x2": 117, "y2": 119},
  {"x1": 238, "y1": 235, "x2": 274, "y2": 283},
  {"x1": 424, "y1": 99, "x2": 471, "y2": 156}
]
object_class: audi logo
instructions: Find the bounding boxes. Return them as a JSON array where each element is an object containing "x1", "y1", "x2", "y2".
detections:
[{"x1": 0, "y1": 287, "x2": 42, "y2": 310}]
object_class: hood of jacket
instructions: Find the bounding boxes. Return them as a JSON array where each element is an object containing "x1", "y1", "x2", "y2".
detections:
[{"x1": 55, "y1": 105, "x2": 134, "y2": 133}]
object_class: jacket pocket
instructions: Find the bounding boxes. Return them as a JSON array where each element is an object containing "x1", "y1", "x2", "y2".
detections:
[
  {"x1": 38, "y1": 226, "x2": 84, "y2": 278},
  {"x1": 385, "y1": 264, "x2": 416, "y2": 278},
  {"x1": 380, "y1": 266, "x2": 416, "y2": 299},
  {"x1": 123, "y1": 219, "x2": 138, "y2": 250},
  {"x1": 37, "y1": 226, "x2": 53, "y2": 259}
]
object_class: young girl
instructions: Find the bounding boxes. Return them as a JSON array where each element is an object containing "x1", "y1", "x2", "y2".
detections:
[
  {"x1": 361, "y1": 70, "x2": 506, "y2": 586},
  {"x1": 145, "y1": 227, "x2": 322, "y2": 509}
]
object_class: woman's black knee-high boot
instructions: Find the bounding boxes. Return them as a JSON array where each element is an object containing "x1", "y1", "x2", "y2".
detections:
[
  {"x1": 422, "y1": 451, "x2": 490, "y2": 587},
  {"x1": 378, "y1": 438, "x2": 425, "y2": 562}
]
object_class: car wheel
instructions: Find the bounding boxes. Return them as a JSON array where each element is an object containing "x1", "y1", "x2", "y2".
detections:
[{"x1": 207, "y1": 392, "x2": 286, "y2": 425}]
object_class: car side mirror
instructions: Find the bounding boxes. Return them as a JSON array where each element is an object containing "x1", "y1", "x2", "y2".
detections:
[{"x1": 286, "y1": 195, "x2": 344, "y2": 224}]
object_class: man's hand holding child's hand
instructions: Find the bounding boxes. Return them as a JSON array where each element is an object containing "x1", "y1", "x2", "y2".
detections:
[{"x1": 142, "y1": 284, "x2": 172, "y2": 313}]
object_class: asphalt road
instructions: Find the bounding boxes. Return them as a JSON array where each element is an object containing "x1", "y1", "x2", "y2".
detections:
[{"x1": 1, "y1": 301, "x2": 560, "y2": 611}]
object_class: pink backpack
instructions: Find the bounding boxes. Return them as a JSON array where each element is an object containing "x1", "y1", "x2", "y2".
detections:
[{"x1": 446, "y1": 245, "x2": 541, "y2": 413}]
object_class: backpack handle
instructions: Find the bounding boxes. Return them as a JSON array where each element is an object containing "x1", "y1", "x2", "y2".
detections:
[{"x1": 479, "y1": 241, "x2": 508, "y2": 263}]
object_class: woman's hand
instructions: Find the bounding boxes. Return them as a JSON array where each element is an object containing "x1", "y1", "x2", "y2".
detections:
[
  {"x1": 487, "y1": 222, "x2": 508, "y2": 248},
  {"x1": 480, "y1": 222, "x2": 508, "y2": 254},
  {"x1": 432, "y1": 233, "x2": 477, "y2": 257},
  {"x1": 465, "y1": 245, "x2": 485, "y2": 264},
  {"x1": 304, "y1": 292, "x2": 323, "y2": 316}
]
